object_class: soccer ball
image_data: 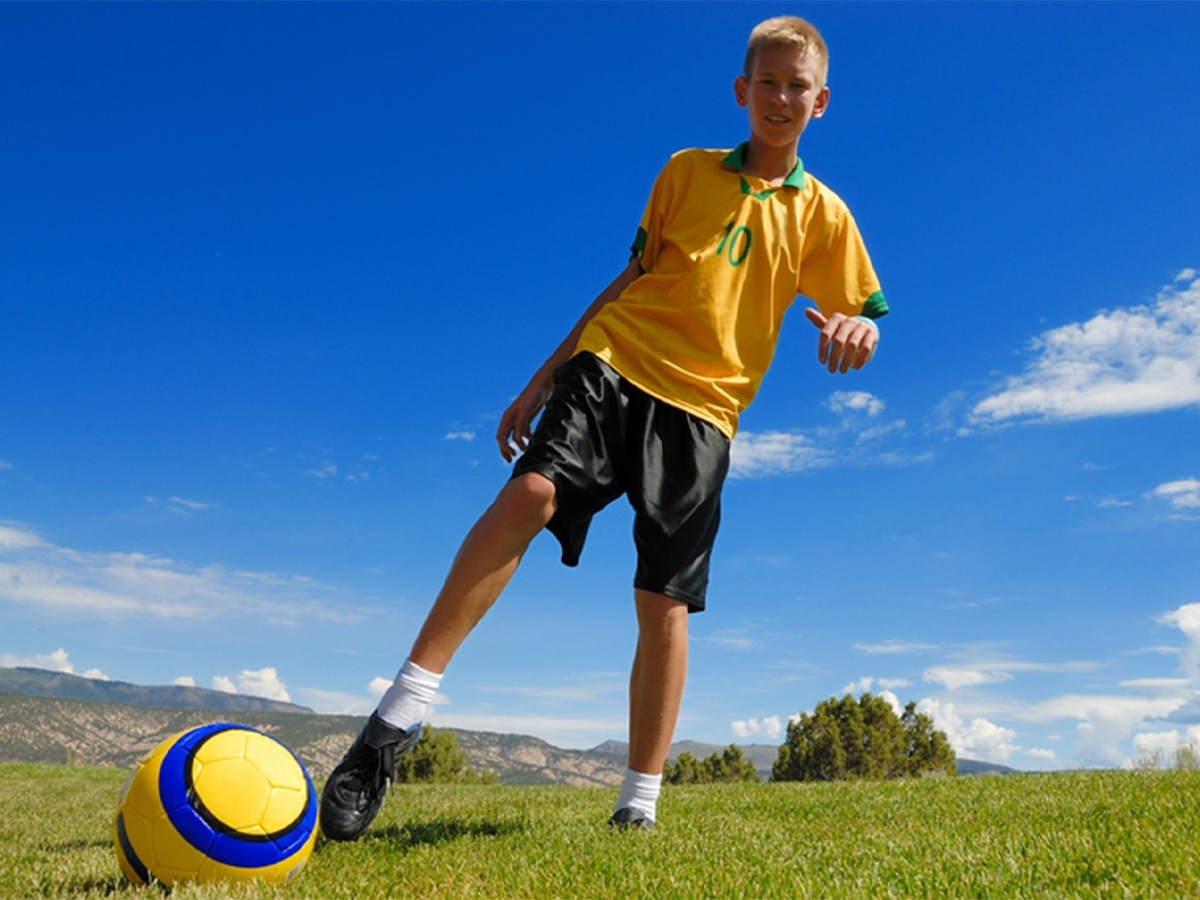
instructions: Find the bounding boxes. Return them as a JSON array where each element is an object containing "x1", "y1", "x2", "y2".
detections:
[{"x1": 113, "y1": 723, "x2": 318, "y2": 887}]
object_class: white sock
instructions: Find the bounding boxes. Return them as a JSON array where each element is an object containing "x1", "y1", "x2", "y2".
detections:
[
  {"x1": 614, "y1": 768, "x2": 662, "y2": 823},
  {"x1": 374, "y1": 659, "x2": 442, "y2": 732}
]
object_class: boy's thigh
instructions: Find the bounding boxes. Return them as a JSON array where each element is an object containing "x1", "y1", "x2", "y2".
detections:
[
  {"x1": 628, "y1": 400, "x2": 730, "y2": 613},
  {"x1": 509, "y1": 354, "x2": 626, "y2": 565}
]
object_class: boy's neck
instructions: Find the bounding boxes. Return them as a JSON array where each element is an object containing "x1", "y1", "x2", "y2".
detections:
[{"x1": 740, "y1": 137, "x2": 800, "y2": 186}]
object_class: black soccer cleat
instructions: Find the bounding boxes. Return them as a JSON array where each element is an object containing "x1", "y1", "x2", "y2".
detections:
[
  {"x1": 319, "y1": 714, "x2": 421, "y2": 841},
  {"x1": 607, "y1": 807, "x2": 655, "y2": 830}
]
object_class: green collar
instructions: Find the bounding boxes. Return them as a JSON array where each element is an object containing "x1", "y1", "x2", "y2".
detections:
[{"x1": 721, "y1": 142, "x2": 807, "y2": 195}]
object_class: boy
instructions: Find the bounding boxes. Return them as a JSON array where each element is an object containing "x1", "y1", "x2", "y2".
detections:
[{"x1": 321, "y1": 15, "x2": 887, "y2": 837}]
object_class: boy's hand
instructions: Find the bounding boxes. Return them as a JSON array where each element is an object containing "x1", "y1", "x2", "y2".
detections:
[
  {"x1": 496, "y1": 374, "x2": 554, "y2": 463},
  {"x1": 805, "y1": 308, "x2": 878, "y2": 374}
]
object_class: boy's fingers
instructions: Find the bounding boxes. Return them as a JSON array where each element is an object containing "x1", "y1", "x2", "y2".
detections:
[
  {"x1": 496, "y1": 407, "x2": 522, "y2": 461},
  {"x1": 815, "y1": 314, "x2": 877, "y2": 373},
  {"x1": 805, "y1": 308, "x2": 832, "y2": 364}
]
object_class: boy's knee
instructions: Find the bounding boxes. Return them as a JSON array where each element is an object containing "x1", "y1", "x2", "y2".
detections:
[{"x1": 498, "y1": 472, "x2": 558, "y2": 526}]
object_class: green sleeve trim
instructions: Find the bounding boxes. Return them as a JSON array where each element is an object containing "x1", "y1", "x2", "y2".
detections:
[
  {"x1": 861, "y1": 290, "x2": 889, "y2": 319},
  {"x1": 630, "y1": 225, "x2": 647, "y2": 260}
]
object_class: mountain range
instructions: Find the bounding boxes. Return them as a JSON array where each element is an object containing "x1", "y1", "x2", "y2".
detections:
[{"x1": 0, "y1": 666, "x2": 1014, "y2": 782}]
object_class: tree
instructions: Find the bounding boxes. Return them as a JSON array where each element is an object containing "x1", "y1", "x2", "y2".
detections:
[
  {"x1": 393, "y1": 726, "x2": 497, "y2": 784},
  {"x1": 664, "y1": 745, "x2": 760, "y2": 784},
  {"x1": 901, "y1": 702, "x2": 956, "y2": 778},
  {"x1": 772, "y1": 693, "x2": 955, "y2": 782}
]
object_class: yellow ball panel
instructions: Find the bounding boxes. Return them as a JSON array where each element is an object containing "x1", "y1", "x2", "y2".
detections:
[
  {"x1": 192, "y1": 726, "x2": 251, "y2": 762},
  {"x1": 243, "y1": 731, "x2": 310, "y2": 833},
  {"x1": 120, "y1": 738, "x2": 175, "y2": 821},
  {"x1": 243, "y1": 730, "x2": 304, "y2": 787},
  {"x1": 147, "y1": 811, "x2": 210, "y2": 887},
  {"x1": 264, "y1": 784, "x2": 310, "y2": 834},
  {"x1": 192, "y1": 756, "x2": 271, "y2": 832}
]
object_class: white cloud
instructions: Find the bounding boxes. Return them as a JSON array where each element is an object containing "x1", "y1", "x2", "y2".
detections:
[
  {"x1": 729, "y1": 430, "x2": 830, "y2": 479},
  {"x1": 445, "y1": 430, "x2": 476, "y2": 441},
  {"x1": 1148, "y1": 478, "x2": 1200, "y2": 512},
  {"x1": 306, "y1": 461, "x2": 338, "y2": 479},
  {"x1": 1119, "y1": 677, "x2": 1191, "y2": 693},
  {"x1": 368, "y1": 676, "x2": 392, "y2": 698},
  {"x1": 0, "y1": 522, "x2": 358, "y2": 624},
  {"x1": 727, "y1": 391, "x2": 915, "y2": 478},
  {"x1": 924, "y1": 665, "x2": 1013, "y2": 690},
  {"x1": 919, "y1": 698, "x2": 1019, "y2": 763},
  {"x1": 2, "y1": 648, "x2": 66, "y2": 673},
  {"x1": 698, "y1": 630, "x2": 763, "y2": 651},
  {"x1": 854, "y1": 639, "x2": 936, "y2": 655},
  {"x1": 212, "y1": 675, "x2": 237, "y2": 694},
  {"x1": 1027, "y1": 747, "x2": 1057, "y2": 761},
  {"x1": 0, "y1": 647, "x2": 109, "y2": 680},
  {"x1": 731, "y1": 716, "x2": 783, "y2": 740},
  {"x1": 841, "y1": 676, "x2": 876, "y2": 695},
  {"x1": 145, "y1": 496, "x2": 219, "y2": 513},
  {"x1": 173, "y1": 676, "x2": 196, "y2": 687},
  {"x1": 975, "y1": 693, "x2": 1187, "y2": 768},
  {"x1": 878, "y1": 690, "x2": 903, "y2": 716},
  {"x1": 0, "y1": 523, "x2": 48, "y2": 550},
  {"x1": 828, "y1": 390, "x2": 885, "y2": 417},
  {"x1": 971, "y1": 270, "x2": 1200, "y2": 425},
  {"x1": 170, "y1": 496, "x2": 217, "y2": 511},
  {"x1": 924, "y1": 660, "x2": 1098, "y2": 690},
  {"x1": 1130, "y1": 729, "x2": 1194, "y2": 763},
  {"x1": 1158, "y1": 602, "x2": 1200, "y2": 678},
  {"x1": 232, "y1": 666, "x2": 290, "y2": 702}
]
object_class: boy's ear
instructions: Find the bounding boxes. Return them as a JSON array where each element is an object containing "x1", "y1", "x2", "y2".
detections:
[
  {"x1": 734, "y1": 74, "x2": 749, "y2": 108},
  {"x1": 812, "y1": 84, "x2": 831, "y2": 119}
]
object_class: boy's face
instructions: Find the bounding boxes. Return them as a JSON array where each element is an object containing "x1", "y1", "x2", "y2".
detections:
[{"x1": 734, "y1": 45, "x2": 830, "y2": 151}]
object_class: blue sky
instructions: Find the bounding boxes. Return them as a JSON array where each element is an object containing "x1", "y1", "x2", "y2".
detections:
[{"x1": 3, "y1": 2, "x2": 1199, "y2": 771}]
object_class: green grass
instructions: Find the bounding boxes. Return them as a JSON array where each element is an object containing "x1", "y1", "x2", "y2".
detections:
[{"x1": 3, "y1": 763, "x2": 1200, "y2": 898}]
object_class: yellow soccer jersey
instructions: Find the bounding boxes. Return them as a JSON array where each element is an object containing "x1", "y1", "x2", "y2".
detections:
[{"x1": 575, "y1": 144, "x2": 888, "y2": 438}]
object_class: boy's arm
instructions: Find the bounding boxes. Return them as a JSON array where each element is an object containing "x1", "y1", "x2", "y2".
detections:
[
  {"x1": 496, "y1": 257, "x2": 643, "y2": 462},
  {"x1": 804, "y1": 307, "x2": 879, "y2": 374}
]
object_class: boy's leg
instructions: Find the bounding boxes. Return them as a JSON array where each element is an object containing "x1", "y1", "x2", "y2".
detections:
[
  {"x1": 612, "y1": 588, "x2": 688, "y2": 828},
  {"x1": 409, "y1": 471, "x2": 558, "y2": 673},
  {"x1": 371, "y1": 471, "x2": 558, "y2": 729},
  {"x1": 321, "y1": 472, "x2": 557, "y2": 841}
]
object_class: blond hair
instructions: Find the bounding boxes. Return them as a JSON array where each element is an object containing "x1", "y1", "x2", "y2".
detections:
[{"x1": 744, "y1": 16, "x2": 829, "y2": 84}]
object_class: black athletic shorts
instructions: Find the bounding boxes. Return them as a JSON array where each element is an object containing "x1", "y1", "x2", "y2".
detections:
[{"x1": 511, "y1": 352, "x2": 731, "y2": 612}]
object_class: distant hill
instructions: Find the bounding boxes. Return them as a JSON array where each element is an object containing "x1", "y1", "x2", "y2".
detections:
[
  {"x1": 956, "y1": 757, "x2": 1020, "y2": 777},
  {"x1": 0, "y1": 668, "x2": 623, "y2": 786},
  {"x1": 0, "y1": 666, "x2": 1016, "y2": 782},
  {"x1": 0, "y1": 666, "x2": 312, "y2": 714}
]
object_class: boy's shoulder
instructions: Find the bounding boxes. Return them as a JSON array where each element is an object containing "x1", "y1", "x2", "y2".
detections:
[
  {"x1": 664, "y1": 146, "x2": 735, "y2": 169},
  {"x1": 653, "y1": 147, "x2": 742, "y2": 187}
]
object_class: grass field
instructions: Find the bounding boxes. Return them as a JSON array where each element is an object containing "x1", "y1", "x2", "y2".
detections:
[{"x1": 2, "y1": 763, "x2": 1199, "y2": 898}]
